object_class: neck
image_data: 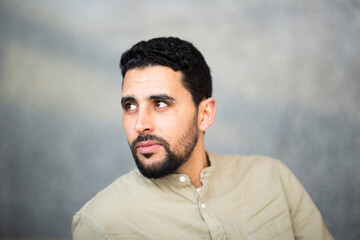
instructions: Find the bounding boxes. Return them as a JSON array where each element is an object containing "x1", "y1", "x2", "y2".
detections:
[{"x1": 175, "y1": 136, "x2": 208, "y2": 188}]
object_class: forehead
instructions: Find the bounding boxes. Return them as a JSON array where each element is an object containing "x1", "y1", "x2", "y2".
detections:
[{"x1": 122, "y1": 66, "x2": 187, "y2": 97}]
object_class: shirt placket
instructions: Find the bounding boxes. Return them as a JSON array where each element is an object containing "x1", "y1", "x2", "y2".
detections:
[{"x1": 199, "y1": 169, "x2": 227, "y2": 240}]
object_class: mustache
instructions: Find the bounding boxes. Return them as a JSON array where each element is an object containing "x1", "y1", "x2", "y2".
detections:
[{"x1": 131, "y1": 134, "x2": 170, "y2": 150}]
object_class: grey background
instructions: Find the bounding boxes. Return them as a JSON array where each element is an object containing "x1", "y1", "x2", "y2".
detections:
[{"x1": 1, "y1": 0, "x2": 359, "y2": 239}]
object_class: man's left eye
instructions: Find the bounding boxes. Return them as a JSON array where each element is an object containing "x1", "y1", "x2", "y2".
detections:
[{"x1": 155, "y1": 101, "x2": 168, "y2": 108}]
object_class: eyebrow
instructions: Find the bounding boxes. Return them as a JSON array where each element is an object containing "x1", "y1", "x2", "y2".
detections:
[
  {"x1": 149, "y1": 94, "x2": 175, "y2": 102},
  {"x1": 121, "y1": 96, "x2": 135, "y2": 108}
]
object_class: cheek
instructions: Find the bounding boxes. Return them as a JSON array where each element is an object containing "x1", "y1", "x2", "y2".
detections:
[
  {"x1": 122, "y1": 117, "x2": 135, "y2": 140},
  {"x1": 157, "y1": 116, "x2": 187, "y2": 139}
]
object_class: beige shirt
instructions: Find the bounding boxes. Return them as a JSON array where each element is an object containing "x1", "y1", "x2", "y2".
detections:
[{"x1": 72, "y1": 152, "x2": 333, "y2": 240}]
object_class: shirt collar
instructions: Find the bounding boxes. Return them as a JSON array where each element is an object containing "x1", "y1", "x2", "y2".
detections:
[{"x1": 145, "y1": 151, "x2": 217, "y2": 187}]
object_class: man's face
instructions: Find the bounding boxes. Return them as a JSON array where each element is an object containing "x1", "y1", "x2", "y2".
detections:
[{"x1": 121, "y1": 66, "x2": 199, "y2": 178}]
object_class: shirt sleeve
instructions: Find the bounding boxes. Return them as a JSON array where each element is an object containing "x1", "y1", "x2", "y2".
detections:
[
  {"x1": 277, "y1": 160, "x2": 334, "y2": 240},
  {"x1": 72, "y1": 212, "x2": 109, "y2": 240}
]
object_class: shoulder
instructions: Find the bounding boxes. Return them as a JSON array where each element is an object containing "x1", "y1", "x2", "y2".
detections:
[
  {"x1": 73, "y1": 169, "x2": 156, "y2": 237},
  {"x1": 208, "y1": 151, "x2": 286, "y2": 175},
  {"x1": 207, "y1": 151, "x2": 295, "y2": 191},
  {"x1": 73, "y1": 169, "x2": 149, "y2": 226}
]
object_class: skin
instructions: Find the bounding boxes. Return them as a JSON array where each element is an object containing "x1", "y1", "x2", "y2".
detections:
[{"x1": 121, "y1": 65, "x2": 216, "y2": 188}]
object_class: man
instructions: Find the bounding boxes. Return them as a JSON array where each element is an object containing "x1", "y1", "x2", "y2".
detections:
[{"x1": 72, "y1": 37, "x2": 333, "y2": 239}]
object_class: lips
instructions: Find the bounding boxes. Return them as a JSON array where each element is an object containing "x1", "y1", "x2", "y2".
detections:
[{"x1": 136, "y1": 141, "x2": 162, "y2": 154}]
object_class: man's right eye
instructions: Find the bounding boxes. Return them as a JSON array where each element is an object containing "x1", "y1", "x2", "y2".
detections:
[{"x1": 125, "y1": 103, "x2": 137, "y2": 111}]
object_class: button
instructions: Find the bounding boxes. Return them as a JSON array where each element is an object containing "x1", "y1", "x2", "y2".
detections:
[
  {"x1": 179, "y1": 176, "x2": 186, "y2": 182},
  {"x1": 201, "y1": 203, "x2": 206, "y2": 209}
]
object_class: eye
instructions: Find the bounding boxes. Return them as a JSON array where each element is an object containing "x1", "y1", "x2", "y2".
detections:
[
  {"x1": 155, "y1": 100, "x2": 168, "y2": 109},
  {"x1": 124, "y1": 103, "x2": 137, "y2": 111}
]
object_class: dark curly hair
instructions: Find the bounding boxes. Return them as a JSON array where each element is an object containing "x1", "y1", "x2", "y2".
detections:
[{"x1": 120, "y1": 37, "x2": 212, "y2": 107}]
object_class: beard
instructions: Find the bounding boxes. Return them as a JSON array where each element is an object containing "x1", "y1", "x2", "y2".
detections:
[{"x1": 130, "y1": 118, "x2": 198, "y2": 179}]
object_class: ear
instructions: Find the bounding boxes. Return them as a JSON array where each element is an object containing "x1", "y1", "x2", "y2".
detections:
[{"x1": 198, "y1": 97, "x2": 216, "y2": 132}]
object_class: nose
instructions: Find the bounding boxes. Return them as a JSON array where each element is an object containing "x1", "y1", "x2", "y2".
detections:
[{"x1": 135, "y1": 107, "x2": 154, "y2": 135}]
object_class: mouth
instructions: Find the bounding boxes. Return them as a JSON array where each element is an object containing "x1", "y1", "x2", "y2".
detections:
[{"x1": 136, "y1": 141, "x2": 162, "y2": 154}]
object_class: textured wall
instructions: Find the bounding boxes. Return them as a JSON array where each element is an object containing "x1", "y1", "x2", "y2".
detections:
[{"x1": 0, "y1": 0, "x2": 359, "y2": 239}]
